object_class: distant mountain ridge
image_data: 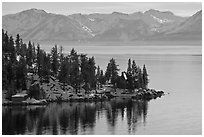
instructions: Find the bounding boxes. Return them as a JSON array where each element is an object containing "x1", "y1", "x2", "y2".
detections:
[{"x1": 2, "y1": 8, "x2": 202, "y2": 43}]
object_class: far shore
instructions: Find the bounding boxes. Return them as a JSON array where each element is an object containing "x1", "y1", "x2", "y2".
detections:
[{"x1": 27, "y1": 40, "x2": 202, "y2": 48}]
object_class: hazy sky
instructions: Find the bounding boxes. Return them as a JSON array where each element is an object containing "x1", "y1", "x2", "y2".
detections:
[{"x1": 2, "y1": 2, "x2": 202, "y2": 17}]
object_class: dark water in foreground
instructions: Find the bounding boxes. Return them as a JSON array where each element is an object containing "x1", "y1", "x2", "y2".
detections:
[
  {"x1": 2, "y1": 52, "x2": 202, "y2": 135},
  {"x1": 2, "y1": 99, "x2": 148, "y2": 135}
]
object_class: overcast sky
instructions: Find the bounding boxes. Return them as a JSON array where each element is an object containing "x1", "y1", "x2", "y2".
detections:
[{"x1": 2, "y1": 2, "x2": 202, "y2": 17}]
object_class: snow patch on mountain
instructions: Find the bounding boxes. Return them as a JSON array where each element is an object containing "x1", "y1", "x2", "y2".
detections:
[
  {"x1": 88, "y1": 18, "x2": 95, "y2": 22},
  {"x1": 150, "y1": 15, "x2": 172, "y2": 24},
  {"x1": 81, "y1": 24, "x2": 95, "y2": 37},
  {"x1": 74, "y1": 19, "x2": 95, "y2": 37}
]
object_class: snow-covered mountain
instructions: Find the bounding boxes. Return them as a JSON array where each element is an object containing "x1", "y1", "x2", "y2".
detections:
[{"x1": 2, "y1": 8, "x2": 202, "y2": 43}]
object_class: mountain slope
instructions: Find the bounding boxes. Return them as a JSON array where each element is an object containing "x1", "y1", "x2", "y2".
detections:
[
  {"x1": 2, "y1": 8, "x2": 202, "y2": 43},
  {"x1": 92, "y1": 19, "x2": 153, "y2": 41},
  {"x1": 167, "y1": 10, "x2": 202, "y2": 34},
  {"x1": 70, "y1": 9, "x2": 186, "y2": 38},
  {"x1": 2, "y1": 9, "x2": 93, "y2": 42},
  {"x1": 158, "y1": 10, "x2": 202, "y2": 40}
]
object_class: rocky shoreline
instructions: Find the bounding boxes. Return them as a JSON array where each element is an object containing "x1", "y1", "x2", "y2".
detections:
[
  {"x1": 2, "y1": 74, "x2": 164, "y2": 106},
  {"x1": 2, "y1": 88, "x2": 164, "y2": 106}
]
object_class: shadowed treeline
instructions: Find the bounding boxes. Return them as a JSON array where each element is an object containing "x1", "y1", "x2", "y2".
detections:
[{"x1": 2, "y1": 99, "x2": 148, "y2": 135}]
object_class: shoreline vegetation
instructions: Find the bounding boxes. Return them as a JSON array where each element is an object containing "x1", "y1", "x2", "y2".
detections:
[{"x1": 2, "y1": 30, "x2": 164, "y2": 106}]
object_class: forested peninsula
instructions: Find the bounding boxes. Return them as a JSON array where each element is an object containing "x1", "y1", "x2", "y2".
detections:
[{"x1": 2, "y1": 30, "x2": 164, "y2": 105}]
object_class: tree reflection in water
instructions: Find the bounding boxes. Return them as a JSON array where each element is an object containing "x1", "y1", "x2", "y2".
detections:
[{"x1": 2, "y1": 98, "x2": 148, "y2": 135}]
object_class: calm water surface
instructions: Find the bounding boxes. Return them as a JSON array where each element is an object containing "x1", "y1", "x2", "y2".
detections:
[{"x1": 2, "y1": 46, "x2": 202, "y2": 135}]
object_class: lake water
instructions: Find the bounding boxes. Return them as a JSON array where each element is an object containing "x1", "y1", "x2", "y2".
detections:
[{"x1": 2, "y1": 46, "x2": 202, "y2": 135}]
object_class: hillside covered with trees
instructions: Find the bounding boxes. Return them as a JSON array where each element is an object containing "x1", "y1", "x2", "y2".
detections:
[{"x1": 2, "y1": 29, "x2": 149, "y2": 100}]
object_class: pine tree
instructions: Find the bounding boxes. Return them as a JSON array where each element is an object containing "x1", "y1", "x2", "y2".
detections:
[
  {"x1": 15, "y1": 34, "x2": 21, "y2": 55},
  {"x1": 126, "y1": 59, "x2": 133, "y2": 91},
  {"x1": 2, "y1": 56, "x2": 8, "y2": 90},
  {"x1": 2, "y1": 31, "x2": 18, "y2": 97},
  {"x1": 99, "y1": 70, "x2": 106, "y2": 86},
  {"x1": 80, "y1": 54, "x2": 96, "y2": 91},
  {"x1": 6, "y1": 60, "x2": 17, "y2": 98},
  {"x1": 2, "y1": 29, "x2": 5, "y2": 53},
  {"x1": 32, "y1": 42, "x2": 36, "y2": 64},
  {"x1": 143, "y1": 64, "x2": 148, "y2": 88},
  {"x1": 58, "y1": 56, "x2": 70, "y2": 90},
  {"x1": 36, "y1": 44, "x2": 41, "y2": 75},
  {"x1": 96, "y1": 66, "x2": 101, "y2": 89},
  {"x1": 3, "y1": 30, "x2": 9, "y2": 53},
  {"x1": 132, "y1": 60, "x2": 138, "y2": 89},
  {"x1": 8, "y1": 36, "x2": 16, "y2": 63},
  {"x1": 80, "y1": 54, "x2": 89, "y2": 90},
  {"x1": 2, "y1": 30, "x2": 8, "y2": 90},
  {"x1": 127, "y1": 58, "x2": 132, "y2": 75},
  {"x1": 105, "y1": 58, "x2": 119, "y2": 88},
  {"x1": 20, "y1": 39, "x2": 27, "y2": 58},
  {"x1": 88, "y1": 56, "x2": 96, "y2": 89},
  {"x1": 70, "y1": 48, "x2": 80, "y2": 93},
  {"x1": 16, "y1": 57, "x2": 27, "y2": 90},
  {"x1": 138, "y1": 67, "x2": 144, "y2": 89},
  {"x1": 36, "y1": 44, "x2": 45, "y2": 77},
  {"x1": 59, "y1": 45, "x2": 64, "y2": 64},
  {"x1": 51, "y1": 45, "x2": 59, "y2": 76},
  {"x1": 41, "y1": 51, "x2": 51, "y2": 81},
  {"x1": 26, "y1": 41, "x2": 33, "y2": 68}
]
